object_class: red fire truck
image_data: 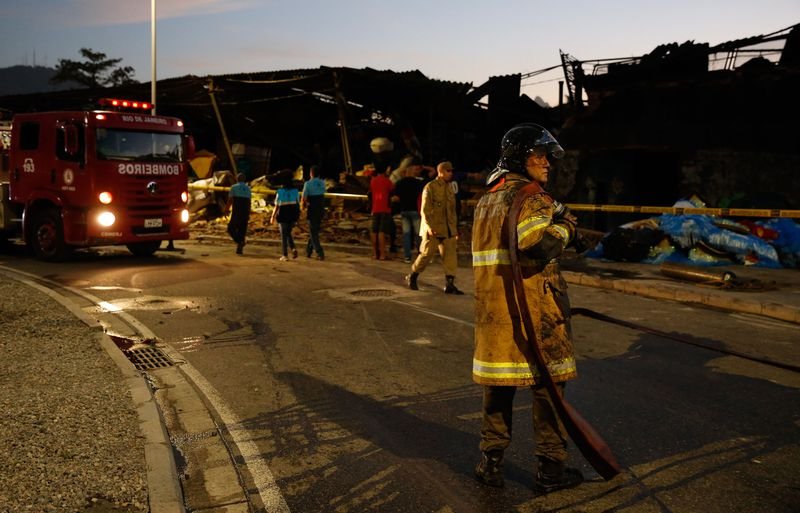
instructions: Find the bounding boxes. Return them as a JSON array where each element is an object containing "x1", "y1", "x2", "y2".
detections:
[{"x1": 0, "y1": 98, "x2": 192, "y2": 260}]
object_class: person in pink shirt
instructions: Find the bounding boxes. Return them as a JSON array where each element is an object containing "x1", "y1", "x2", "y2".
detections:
[{"x1": 369, "y1": 168, "x2": 395, "y2": 260}]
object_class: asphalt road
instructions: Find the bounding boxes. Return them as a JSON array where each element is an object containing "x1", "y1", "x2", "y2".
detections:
[{"x1": 5, "y1": 240, "x2": 799, "y2": 513}]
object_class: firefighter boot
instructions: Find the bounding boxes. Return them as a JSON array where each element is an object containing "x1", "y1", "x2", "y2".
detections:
[
  {"x1": 532, "y1": 457, "x2": 584, "y2": 494},
  {"x1": 405, "y1": 272, "x2": 419, "y2": 291},
  {"x1": 444, "y1": 275, "x2": 464, "y2": 295},
  {"x1": 474, "y1": 450, "x2": 504, "y2": 487}
]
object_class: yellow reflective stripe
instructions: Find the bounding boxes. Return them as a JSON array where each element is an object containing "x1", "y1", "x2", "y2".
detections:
[
  {"x1": 473, "y1": 357, "x2": 577, "y2": 379},
  {"x1": 517, "y1": 216, "x2": 549, "y2": 241},
  {"x1": 474, "y1": 369, "x2": 535, "y2": 379},
  {"x1": 472, "y1": 249, "x2": 549, "y2": 267},
  {"x1": 473, "y1": 360, "x2": 534, "y2": 379},
  {"x1": 472, "y1": 249, "x2": 510, "y2": 267},
  {"x1": 551, "y1": 224, "x2": 570, "y2": 242},
  {"x1": 475, "y1": 361, "x2": 532, "y2": 368}
]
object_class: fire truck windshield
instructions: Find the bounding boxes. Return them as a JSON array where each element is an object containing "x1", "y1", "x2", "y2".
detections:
[{"x1": 96, "y1": 129, "x2": 183, "y2": 162}]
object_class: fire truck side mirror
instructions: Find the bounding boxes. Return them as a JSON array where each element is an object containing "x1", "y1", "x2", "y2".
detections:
[
  {"x1": 63, "y1": 125, "x2": 79, "y2": 156},
  {"x1": 184, "y1": 135, "x2": 196, "y2": 161}
]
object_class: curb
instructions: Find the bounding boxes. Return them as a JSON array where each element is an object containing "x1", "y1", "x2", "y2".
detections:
[
  {"x1": 97, "y1": 335, "x2": 185, "y2": 513},
  {"x1": 563, "y1": 270, "x2": 800, "y2": 325}
]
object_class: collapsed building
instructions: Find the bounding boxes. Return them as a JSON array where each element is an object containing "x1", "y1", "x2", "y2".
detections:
[
  {"x1": 553, "y1": 23, "x2": 800, "y2": 229},
  {"x1": 0, "y1": 66, "x2": 552, "y2": 182},
  {"x1": 0, "y1": 23, "x2": 796, "y2": 229}
]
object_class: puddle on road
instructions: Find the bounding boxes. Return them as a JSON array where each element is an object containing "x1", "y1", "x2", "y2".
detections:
[
  {"x1": 174, "y1": 336, "x2": 204, "y2": 353},
  {"x1": 169, "y1": 317, "x2": 271, "y2": 353},
  {"x1": 86, "y1": 285, "x2": 143, "y2": 293},
  {"x1": 87, "y1": 295, "x2": 211, "y2": 314}
]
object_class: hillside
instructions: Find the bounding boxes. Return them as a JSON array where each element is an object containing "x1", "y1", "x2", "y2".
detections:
[{"x1": 0, "y1": 65, "x2": 83, "y2": 96}]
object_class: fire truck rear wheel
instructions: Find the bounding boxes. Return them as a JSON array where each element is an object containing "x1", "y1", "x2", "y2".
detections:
[
  {"x1": 126, "y1": 241, "x2": 162, "y2": 257},
  {"x1": 30, "y1": 208, "x2": 71, "y2": 261}
]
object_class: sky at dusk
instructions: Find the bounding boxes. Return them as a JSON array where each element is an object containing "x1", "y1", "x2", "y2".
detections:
[{"x1": 1, "y1": 1, "x2": 798, "y2": 105}]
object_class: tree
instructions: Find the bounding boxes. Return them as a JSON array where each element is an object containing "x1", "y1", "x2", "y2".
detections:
[{"x1": 50, "y1": 48, "x2": 137, "y2": 88}]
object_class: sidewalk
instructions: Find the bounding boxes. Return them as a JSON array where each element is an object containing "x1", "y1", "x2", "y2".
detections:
[
  {"x1": 0, "y1": 268, "x2": 181, "y2": 513},
  {"x1": 559, "y1": 256, "x2": 800, "y2": 324},
  {"x1": 1, "y1": 241, "x2": 797, "y2": 511}
]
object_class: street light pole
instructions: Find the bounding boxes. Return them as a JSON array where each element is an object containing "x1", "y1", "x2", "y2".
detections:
[{"x1": 151, "y1": 0, "x2": 156, "y2": 115}]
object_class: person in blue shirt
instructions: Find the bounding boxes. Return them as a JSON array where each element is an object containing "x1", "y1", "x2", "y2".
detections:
[
  {"x1": 270, "y1": 174, "x2": 301, "y2": 261},
  {"x1": 301, "y1": 165, "x2": 327, "y2": 260},
  {"x1": 225, "y1": 173, "x2": 252, "y2": 255}
]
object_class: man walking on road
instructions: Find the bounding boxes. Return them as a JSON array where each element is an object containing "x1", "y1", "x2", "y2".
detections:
[
  {"x1": 302, "y1": 165, "x2": 326, "y2": 260},
  {"x1": 369, "y1": 167, "x2": 395, "y2": 260},
  {"x1": 405, "y1": 161, "x2": 463, "y2": 294},
  {"x1": 225, "y1": 173, "x2": 252, "y2": 255},
  {"x1": 393, "y1": 163, "x2": 425, "y2": 263},
  {"x1": 471, "y1": 124, "x2": 584, "y2": 493}
]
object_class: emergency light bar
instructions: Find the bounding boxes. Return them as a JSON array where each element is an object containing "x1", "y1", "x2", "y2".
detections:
[{"x1": 97, "y1": 98, "x2": 153, "y2": 111}]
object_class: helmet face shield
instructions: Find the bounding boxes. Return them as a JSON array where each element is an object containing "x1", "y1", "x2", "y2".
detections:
[
  {"x1": 495, "y1": 123, "x2": 565, "y2": 177},
  {"x1": 530, "y1": 141, "x2": 565, "y2": 159}
]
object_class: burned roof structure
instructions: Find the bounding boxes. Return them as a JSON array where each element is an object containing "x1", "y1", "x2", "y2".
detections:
[
  {"x1": 553, "y1": 23, "x2": 800, "y2": 226},
  {"x1": 0, "y1": 66, "x2": 555, "y2": 178}
]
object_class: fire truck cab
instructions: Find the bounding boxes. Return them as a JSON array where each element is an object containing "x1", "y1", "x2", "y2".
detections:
[{"x1": 0, "y1": 99, "x2": 191, "y2": 260}]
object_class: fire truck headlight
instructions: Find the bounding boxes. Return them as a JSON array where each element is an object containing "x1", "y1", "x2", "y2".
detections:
[
  {"x1": 181, "y1": 191, "x2": 189, "y2": 203},
  {"x1": 180, "y1": 209, "x2": 190, "y2": 223},
  {"x1": 97, "y1": 211, "x2": 116, "y2": 227},
  {"x1": 98, "y1": 191, "x2": 113, "y2": 204}
]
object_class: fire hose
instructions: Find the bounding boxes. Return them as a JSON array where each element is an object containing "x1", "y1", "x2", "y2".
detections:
[{"x1": 509, "y1": 183, "x2": 623, "y2": 481}]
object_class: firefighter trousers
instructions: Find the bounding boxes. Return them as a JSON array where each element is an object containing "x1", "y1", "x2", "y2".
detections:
[
  {"x1": 411, "y1": 234, "x2": 458, "y2": 276},
  {"x1": 479, "y1": 383, "x2": 568, "y2": 463}
]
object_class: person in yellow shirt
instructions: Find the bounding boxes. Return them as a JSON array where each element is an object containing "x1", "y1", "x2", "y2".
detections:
[{"x1": 405, "y1": 161, "x2": 463, "y2": 294}]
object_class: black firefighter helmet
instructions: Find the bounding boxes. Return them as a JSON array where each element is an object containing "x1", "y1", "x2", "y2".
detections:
[{"x1": 486, "y1": 123, "x2": 565, "y2": 185}]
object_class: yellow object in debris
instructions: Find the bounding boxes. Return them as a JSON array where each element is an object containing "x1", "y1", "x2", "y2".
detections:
[{"x1": 189, "y1": 150, "x2": 217, "y2": 179}]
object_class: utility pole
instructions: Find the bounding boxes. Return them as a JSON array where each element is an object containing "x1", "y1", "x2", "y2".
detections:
[
  {"x1": 207, "y1": 78, "x2": 239, "y2": 175},
  {"x1": 332, "y1": 70, "x2": 353, "y2": 174},
  {"x1": 151, "y1": 0, "x2": 157, "y2": 115}
]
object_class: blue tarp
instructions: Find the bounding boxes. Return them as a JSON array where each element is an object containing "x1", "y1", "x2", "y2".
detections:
[{"x1": 589, "y1": 214, "x2": 799, "y2": 269}]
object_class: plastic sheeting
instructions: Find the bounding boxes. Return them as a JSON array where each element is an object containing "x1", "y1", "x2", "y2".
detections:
[
  {"x1": 589, "y1": 214, "x2": 799, "y2": 268},
  {"x1": 658, "y1": 215, "x2": 781, "y2": 268}
]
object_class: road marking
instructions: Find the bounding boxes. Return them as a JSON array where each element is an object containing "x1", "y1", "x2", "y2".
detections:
[
  {"x1": 389, "y1": 299, "x2": 475, "y2": 327},
  {"x1": 176, "y1": 363, "x2": 291, "y2": 513},
  {"x1": 730, "y1": 312, "x2": 800, "y2": 331}
]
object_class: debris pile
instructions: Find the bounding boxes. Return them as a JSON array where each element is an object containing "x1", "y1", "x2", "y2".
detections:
[
  {"x1": 588, "y1": 197, "x2": 800, "y2": 268},
  {"x1": 190, "y1": 208, "x2": 372, "y2": 247}
]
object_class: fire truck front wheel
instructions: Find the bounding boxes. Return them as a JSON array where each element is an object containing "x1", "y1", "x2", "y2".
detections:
[
  {"x1": 126, "y1": 241, "x2": 162, "y2": 257},
  {"x1": 29, "y1": 208, "x2": 71, "y2": 261}
]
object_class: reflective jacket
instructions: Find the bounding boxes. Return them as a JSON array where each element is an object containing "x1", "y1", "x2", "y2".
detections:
[
  {"x1": 472, "y1": 173, "x2": 578, "y2": 386},
  {"x1": 420, "y1": 178, "x2": 458, "y2": 238}
]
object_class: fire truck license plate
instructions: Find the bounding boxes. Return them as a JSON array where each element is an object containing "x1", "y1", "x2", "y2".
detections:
[{"x1": 144, "y1": 218, "x2": 163, "y2": 228}]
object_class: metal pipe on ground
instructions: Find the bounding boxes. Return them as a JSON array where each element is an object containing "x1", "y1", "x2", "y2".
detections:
[{"x1": 659, "y1": 262, "x2": 736, "y2": 283}]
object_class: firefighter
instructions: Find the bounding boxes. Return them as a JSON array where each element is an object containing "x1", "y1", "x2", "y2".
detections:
[
  {"x1": 405, "y1": 161, "x2": 463, "y2": 294},
  {"x1": 472, "y1": 124, "x2": 584, "y2": 493}
]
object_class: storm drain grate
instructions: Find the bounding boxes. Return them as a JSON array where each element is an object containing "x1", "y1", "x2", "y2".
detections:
[
  {"x1": 350, "y1": 289, "x2": 395, "y2": 298},
  {"x1": 124, "y1": 346, "x2": 173, "y2": 370}
]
